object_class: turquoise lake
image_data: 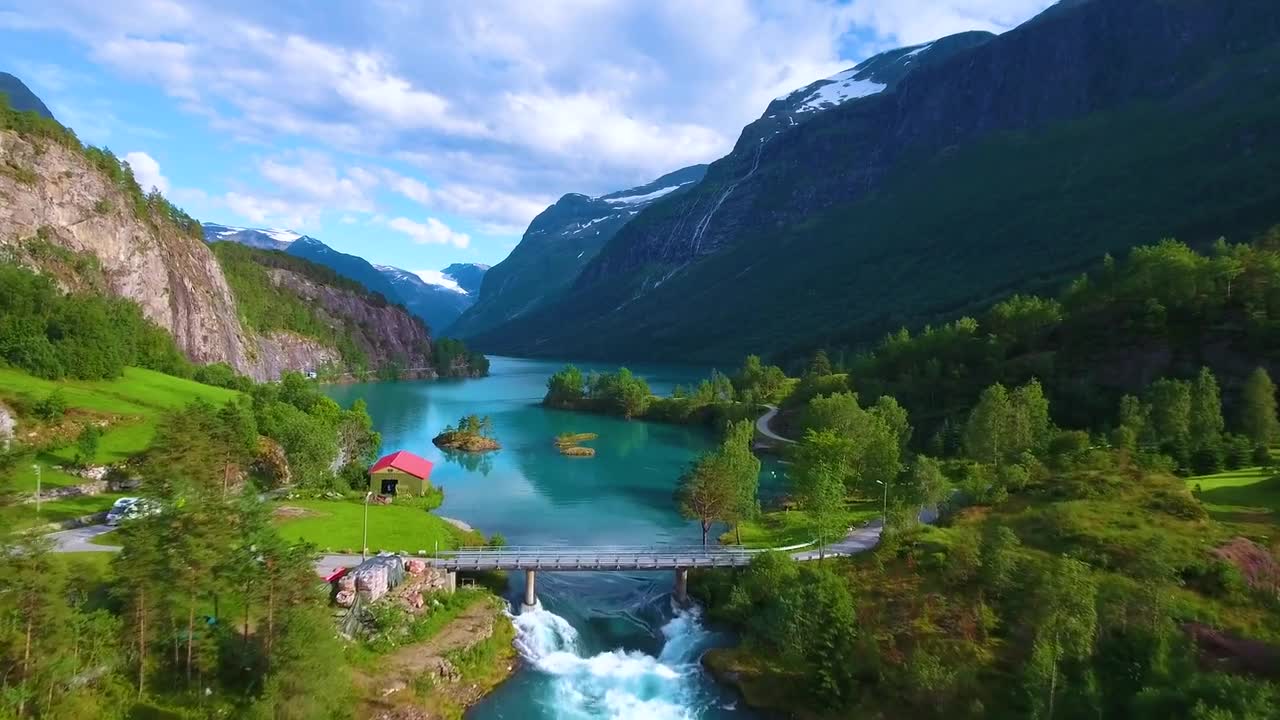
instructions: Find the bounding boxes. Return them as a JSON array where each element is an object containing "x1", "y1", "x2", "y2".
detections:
[{"x1": 325, "y1": 356, "x2": 775, "y2": 719}]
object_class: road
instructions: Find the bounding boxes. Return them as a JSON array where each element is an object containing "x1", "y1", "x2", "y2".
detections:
[
  {"x1": 756, "y1": 404, "x2": 794, "y2": 444},
  {"x1": 50, "y1": 525, "x2": 373, "y2": 578},
  {"x1": 46, "y1": 524, "x2": 120, "y2": 553}
]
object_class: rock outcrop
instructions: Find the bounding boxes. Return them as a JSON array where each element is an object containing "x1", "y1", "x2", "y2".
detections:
[
  {"x1": 0, "y1": 127, "x2": 472, "y2": 381},
  {"x1": 267, "y1": 268, "x2": 435, "y2": 376},
  {"x1": 0, "y1": 130, "x2": 258, "y2": 372}
]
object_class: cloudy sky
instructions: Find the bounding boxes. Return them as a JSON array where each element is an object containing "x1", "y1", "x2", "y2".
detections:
[{"x1": 0, "y1": 0, "x2": 1054, "y2": 271}]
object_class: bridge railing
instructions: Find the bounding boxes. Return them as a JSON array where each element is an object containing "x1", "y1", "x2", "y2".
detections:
[{"x1": 442, "y1": 543, "x2": 747, "y2": 556}]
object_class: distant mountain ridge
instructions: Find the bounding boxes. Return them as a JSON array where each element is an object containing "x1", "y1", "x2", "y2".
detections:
[
  {"x1": 0, "y1": 72, "x2": 54, "y2": 120},
  {"x1": 448, "y1": 163, "x2": 707, "y2": 339},
  {"x1": 462, "y1": 0, "x2": 1280, "y2": 363},
  {"x1": 203, "y1": 223, "x2": 488, "y2": 333}
]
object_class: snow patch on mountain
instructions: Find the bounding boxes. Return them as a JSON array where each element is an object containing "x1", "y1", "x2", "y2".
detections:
[
  {"x1": 412, "y1": 269, "x2": 468, "y2": 295},
  {"x1": 789, "y1": 69, "x2": 885, "y2": 113},
  {"x1": 602, "y1": 182, "x2": 694, "y2": 205}
]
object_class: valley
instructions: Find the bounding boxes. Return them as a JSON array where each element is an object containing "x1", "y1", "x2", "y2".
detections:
[{"x1": 3, "y1": 0, "x2": 1280, "y2": 718}]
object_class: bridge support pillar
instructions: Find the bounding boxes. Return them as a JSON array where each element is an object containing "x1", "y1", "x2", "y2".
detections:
[
  {"x1": 521, "y1": 569, "x2": 538, "y2": 612},
  {"x1": 446, "y1": 571, "x2": 457, "y2": 594},
  {"x1": 674, "y1": 567, "x2": 689, "y2": 606}
]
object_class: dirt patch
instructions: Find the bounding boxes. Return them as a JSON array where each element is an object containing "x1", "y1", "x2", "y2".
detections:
[
  {"x1": 1185, "y1": 622, "x2": 1280, "y2": 679},
  {"x1": 355, "y1": 597, "x2": 515, "y2": 719},
  {"x1": 272, "y1": 505, "x2": 323, "y2": 519},
  {"x1": 1211, "y1": 537, "x2": 1280, "y2": 592}
]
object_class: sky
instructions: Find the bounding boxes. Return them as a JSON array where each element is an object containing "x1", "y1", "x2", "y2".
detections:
[{"x1": 0, "y1": 0, "x2": 1055, "y2": 272}]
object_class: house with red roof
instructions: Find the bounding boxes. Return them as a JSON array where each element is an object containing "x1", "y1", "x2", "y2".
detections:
[{"x1": 368, "y1": 450, "x2": 434, "y2": 496}]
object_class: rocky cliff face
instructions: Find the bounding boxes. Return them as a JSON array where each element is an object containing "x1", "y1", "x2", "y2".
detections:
[
  {"x1": 267, "y1": 269, "x2": 436, "y2": 377},
  {"x1": 0, "y1": 128, "x2": 452, "y2": 381},
  {"x1": 0, "y1": 129, "x2": 262, "y2": 372},
  {"x1": 472, "y1": 0, "x2": 1280, "y2": 362}
]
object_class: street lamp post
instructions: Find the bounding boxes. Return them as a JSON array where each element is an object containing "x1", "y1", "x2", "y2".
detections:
[
  {"x1": 362, "y1": 491, "x2": 373, "y2": 561},
  {"x1": 32, "y1": 464, "x2": 41, "y2": 514},
  {"x1": 875, "y1": 479, "x2": 888, "y2": 526}
]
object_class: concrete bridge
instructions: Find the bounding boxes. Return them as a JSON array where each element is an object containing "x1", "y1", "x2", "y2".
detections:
[{"x1": 430, "y1": 545, "x2": 758, "y2": 608}]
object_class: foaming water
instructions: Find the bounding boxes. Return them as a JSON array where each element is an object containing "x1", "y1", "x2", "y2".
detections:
[{"x1": 510, "y1": 600, "x2": 718, "y2": 720}]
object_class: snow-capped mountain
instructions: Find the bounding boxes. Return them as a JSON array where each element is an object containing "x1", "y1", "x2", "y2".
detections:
[
  {"x1": 447, "y1": 164, "x2": 707, "y2": 339},
  {"x1": 375, "y1": 264, "x2": 485, "y2": 333},
  {"x1": 202, "y1": 223, "x2": 303, "y2": 251},
  {"x1": 748, "y1": 30, "x2": 994, "y2": 142},
  {"x1": 203, "y1": 222, "x2": 485, "y2": 333},
  {"x1": 439, "y1": 263, "x2": 490, "y2": 296}
]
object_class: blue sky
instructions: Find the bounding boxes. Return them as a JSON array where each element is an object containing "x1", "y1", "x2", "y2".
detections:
[{"x1": 0, "y1": 0, "x2": 1052, "y2": 273}]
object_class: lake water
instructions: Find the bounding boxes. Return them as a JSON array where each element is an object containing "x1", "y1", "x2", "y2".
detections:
[{"x1": 325, "y1": 356, "x2": 771, "y2": 719}]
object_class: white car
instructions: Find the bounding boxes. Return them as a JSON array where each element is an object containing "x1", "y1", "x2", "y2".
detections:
[{"x1": 105, "y1": 497, "x2": 161, "y2": 525}]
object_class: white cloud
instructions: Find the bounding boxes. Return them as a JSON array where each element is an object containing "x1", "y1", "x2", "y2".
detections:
[
  {"x1": 388, "y1": 217, "x2": 471, "y2": 248},
  {"x1": 223, "y1": 191, "x2": 310, "y2": 228},
  {"x1": 12, "y1": 0, "x2": 1055, "y2": 251},
  {"x1": 123, "y1": 151, "x2": 169, "y2": 194}
]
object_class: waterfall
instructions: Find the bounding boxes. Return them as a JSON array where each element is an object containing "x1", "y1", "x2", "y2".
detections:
[
  {"x1": 688, "y1": 138, "x2": 766, "y2": 255},
  {"x1": 510, "y1": 601, "x2": 719, "y2": 719}
]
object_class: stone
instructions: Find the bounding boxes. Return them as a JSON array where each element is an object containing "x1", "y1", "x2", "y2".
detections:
[
  {"x1": 434, "y1": 658, "x2": 461, "y2": 683},
  {"x1": 405, "y1": 558, "x2": 427, "y2": 575},
  {"x1": 334, "y1": 589, "x2": 356, "y2": 608}
]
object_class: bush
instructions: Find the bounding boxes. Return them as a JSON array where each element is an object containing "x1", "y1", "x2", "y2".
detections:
[
  {"x1": 33, "y1": 390, "x2": 67, "y2": 421},
  {"x1": 1222, "y1": 434, "x2": 1254, "y2": 470}
]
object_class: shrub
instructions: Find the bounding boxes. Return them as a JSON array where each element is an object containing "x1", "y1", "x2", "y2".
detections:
[{"x1": 33, "y1": 390, "x2": 67, "y2": 421}]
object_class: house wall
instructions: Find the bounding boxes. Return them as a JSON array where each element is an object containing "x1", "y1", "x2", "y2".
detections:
[{"x1": 370, "y1": 467, "x2": 427, "y2": 495}]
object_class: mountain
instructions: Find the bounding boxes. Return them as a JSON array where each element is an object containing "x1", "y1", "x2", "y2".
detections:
[
  {"x1": 0, "y1": 72, "x2": 54, "y2": 120},
  {"x1": 203, "y1": 223, "x2": 399, "y2": 303},
  {"x1": 440, "y1": 263, "x2": 489, "y2": 295},
  {"x1": 203, "y1": 223, "x2": 486, "y2": 333},
  {"x1": 202, "y1": 223, "x2": 302, "y2": 251},
  {"x1": 375, "y1": 265, "x2": 475, "y2": 334},
  {"x1": 0, "y1": 100, "x2": 483, "y2": 380},
  {"x1": 464, "y1": 0, "x2": 1280, "y2": 363},
  {"x1": 448, "y1": 164, "x2": 707, "y2": 339}
]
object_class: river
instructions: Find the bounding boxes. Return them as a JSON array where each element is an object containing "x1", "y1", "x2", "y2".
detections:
[{"x1": 325, "y1": 355, "x2": 773, "y2": 719}]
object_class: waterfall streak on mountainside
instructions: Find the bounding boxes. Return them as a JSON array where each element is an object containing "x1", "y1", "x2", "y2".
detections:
[{"x1": 688, "y1": 139, "x2": 766, "y2": 256}]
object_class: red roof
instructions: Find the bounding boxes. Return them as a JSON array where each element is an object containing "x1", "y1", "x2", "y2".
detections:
[{"x1": 369, "y1": 450, "x2": 434, "y2": 479}]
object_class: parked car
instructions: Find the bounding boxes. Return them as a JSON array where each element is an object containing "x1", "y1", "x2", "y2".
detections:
[{"x1": 105, "y1": 497, "x2": 161, "y2": 525}]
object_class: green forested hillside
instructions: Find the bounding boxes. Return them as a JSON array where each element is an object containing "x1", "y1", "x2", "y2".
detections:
[{"x1": 468, "y1": 5, "x2": 1280, "y2": 363}]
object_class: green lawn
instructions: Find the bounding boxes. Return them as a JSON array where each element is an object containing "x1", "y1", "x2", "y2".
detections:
[
  {"x1": 0, "y1": 366, "x2": 240, "y2": 464},
  {"x1": 1189, "y1": 462, "x2": 1280, "y2": 529},
  {"x1": 271, "y1": 499, "x2": 475, "y2": 554},
  {"x1": 0, "y1": 491, "x2": 129, "y2": 532},
  {"x1": 11, "y1": 459, "x2": 84, "y2": 493},
  {"x1": 722, "y1": 500, "x2": 880, "y2": 548}
]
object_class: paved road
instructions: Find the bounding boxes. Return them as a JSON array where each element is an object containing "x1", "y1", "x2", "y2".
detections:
[
  {"x1": 790, "y1": 521, "x2": 883, "y2": 561},
  {"x1": 46, "y1": 524, "x2": 120, "y2": 553},
  {"x1": 50, "y1": 525, "x2": 370, "y2": 578},
  {"x1": 756, "y1": 404, "x2": 794, "y2": 444}
]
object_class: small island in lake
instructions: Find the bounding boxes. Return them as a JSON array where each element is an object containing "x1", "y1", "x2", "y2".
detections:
[
  {"x1": 554, "y1": 432, "x2": 598, "y2": 457},
  {"x1": 433, "y1": 414, "x2": 501, "y2": 452}
]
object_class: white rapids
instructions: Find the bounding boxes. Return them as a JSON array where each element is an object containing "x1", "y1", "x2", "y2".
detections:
[{"x1": 510, "y1": 601, "x2": 717, "y2": 719}]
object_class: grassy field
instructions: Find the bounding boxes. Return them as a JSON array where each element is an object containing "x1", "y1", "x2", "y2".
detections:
[
  {"x1": 0, "y1": 492, "x2": 129, "y2": 532},
  {"x1": 272, "y1": 499, "x2": 476, "y2": 554},
  {"x1": 721, "y1": 500, "x2": 880, "y2": 548},
  {"x1": 0, "y1": 366, "x2": 240, "y2": 466},
  {"x1": 1189, "y1": 458, "x2": 1279, "y2": 537}
]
